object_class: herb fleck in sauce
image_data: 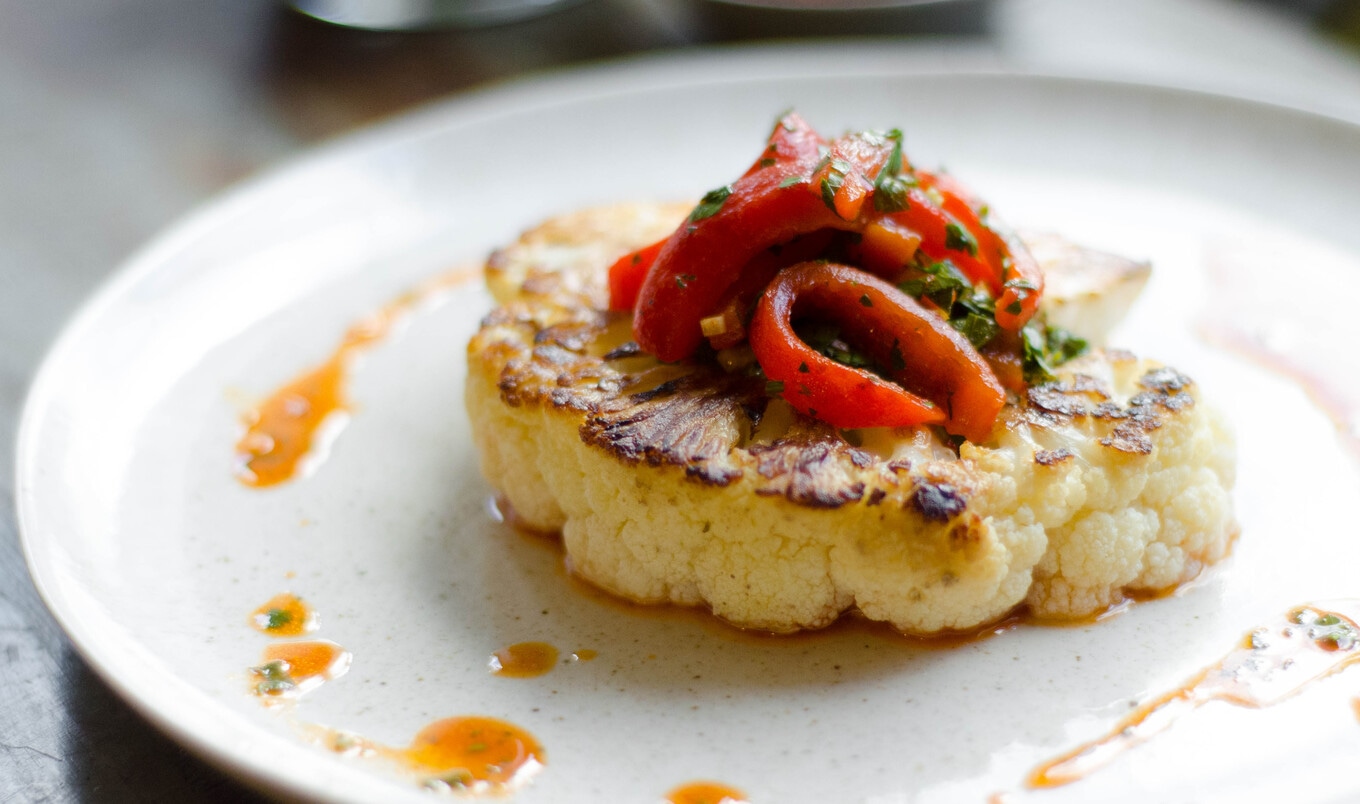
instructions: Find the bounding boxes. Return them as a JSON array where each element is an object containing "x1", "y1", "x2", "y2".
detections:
[
  {"x1": 405, "y1": 716, "x2": 545, "y2": 794},
  {"x1": 249, "y1": 593, "x2": 315, "y2": 636},
  {"x1": 251, "y1": 639, "x2": 350, "y2": 700}
]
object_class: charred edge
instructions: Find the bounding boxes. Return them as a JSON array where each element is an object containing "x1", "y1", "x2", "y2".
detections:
[
  {"x1": 1139, "y1": 366, "x2": 1192, "y2": 392},
  {"x1": 866, "y1": 488, "x2": 888, "y2": 506},
  {"x1": 910, "y1": 481, "x2": 967, "y2": 522},
  {"x1": 1027, "y1": 384, "x2": 1094, "y2": 417},
  {"x1": 631, "y1": 378, "x2": 684, "y2": 403},
  {"x1": 1034, "y1": 447, "x2": 1075, "y2": 466},
  {"x1": 534, "y1": 322, "x2": 599, "y2": 352},
  {"x1": 847, "y1": 448, "x2": 874, "y2": 469},
  {"x1": 1101, "y1": 424, "x2": 1154, "y2": 455},
  {"x1": 602, "y1": 342, "x2": 644, "y2": 361},
  {"x1": 580, "y1": 374, "x2": 759, "y2": 484},
  {"x1": 750, "y1": 439, "x2": 868, "y2": 508}
]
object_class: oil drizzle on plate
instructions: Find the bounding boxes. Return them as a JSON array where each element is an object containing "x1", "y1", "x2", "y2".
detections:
[
  {"x1": 312, "y1": 716, "x2": 546, "y2": 795},
  {"x1": 251, "y1": 639, "x2": 352, "y2": 700},
  {"x1": 234, "y1": 267, "x2": 478, "y2": 487},
  {"x1": 664, "y1": 781, "x2": 749, "y2": 804},
  {"x1": 1027, "y1": 602, "x2": 1360, "y2": 788},
  {"x1": 249, "y1": 592, "x2": 316, "y2": 636},
  {"x1": 489, "y1": 642, "x2": 559, "y2": 678}
]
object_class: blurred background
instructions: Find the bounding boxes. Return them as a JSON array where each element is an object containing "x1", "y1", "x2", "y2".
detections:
[{"x1": 2, "y1": 0, "x2": 1359, "y2": 799}]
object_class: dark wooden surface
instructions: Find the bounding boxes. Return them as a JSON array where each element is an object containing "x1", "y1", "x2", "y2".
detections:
[{"x1": 1, "y1": 0, "x2": 1353, "y2": 801}]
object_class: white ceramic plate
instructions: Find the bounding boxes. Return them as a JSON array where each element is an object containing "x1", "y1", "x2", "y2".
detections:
[{"x1": 18, "y1": 48, "x2": 1360, "y2": 803}]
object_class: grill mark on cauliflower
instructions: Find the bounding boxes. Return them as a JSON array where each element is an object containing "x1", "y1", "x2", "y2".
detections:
[{"x1": 465, "y1": 203, "x2": 1238, "y2": 634}]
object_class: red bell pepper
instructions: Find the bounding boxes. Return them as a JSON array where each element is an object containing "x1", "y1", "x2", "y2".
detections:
[
  {"x1": 748, "y1": 262, "x2": 1005, "y2": 442},
  {"x1": 630, "y1": 112, "x2": 848, "y2": 361},
  {"x1": 607, "y1": 239, "x2": 665, "y2": 312}
]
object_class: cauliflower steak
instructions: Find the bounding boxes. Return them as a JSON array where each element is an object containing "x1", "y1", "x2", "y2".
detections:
[{"x1": 466, "y1": 204, "x2": 1236, "y2": 635}]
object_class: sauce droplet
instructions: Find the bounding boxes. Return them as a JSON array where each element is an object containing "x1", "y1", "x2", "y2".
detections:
[
  {"x1": 234, "y1": 267, "x2": 478, "y2": 488},
  {"x1": 489, "y1": 642, "x2": 559, "y2": 678},
  {"x1": 664, "y1": 781, "x2": 749, "y2": 804},
  {"x1": 570, "y1": 648, "x2": 598, "y2": 662},
  {"x1": 1028, "y1": 602, "x2": 1360, "y2": 788},
  {"x1": 1352, "y1": 697, "x2": 1360, "y2": 724},
  {"x1": 249, "y1": 593, "x2": 316, "y2": 636},
  {"x1": 251, "y1": 639, "x2": 351, "y2": 700},
  {"x1": 403, "y1": 716, "x2": 545, "y2": 794}
]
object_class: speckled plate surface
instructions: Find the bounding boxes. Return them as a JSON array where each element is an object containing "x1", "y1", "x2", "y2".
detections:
[{"x1": 17, "y1": 47, "x2": 1360, "y2": 803}]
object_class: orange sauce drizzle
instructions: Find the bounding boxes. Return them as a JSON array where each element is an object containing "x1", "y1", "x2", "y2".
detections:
[
  {"x1": 308, "y1": 716, "x2": 546, "y2": 794},
  {"x1": 403, "y1": 716, "x2": 545, "y2": 793},
  {"x1": 234, "y1": 267, "x2": 478, "y2": 488},
  {"x1": 489, "y1": 642, "x2": 559, "y2": 678},
  {"x1": 251, "y1": 639, "x2": 351, "y2": 699},
  {"x1": 664, "y1": 781, "x2": 749, "y2": 804},
  {"x1": 1352, "y1": 697, "x2": 1360, "y2": 724},
  {"x1": 249, "y1": 592, "x2": 316, "y2": 636},
  {"x1": 1028, "y1": 602, "x2": 1360, "y2": 788},
  {"x1": 570, "y1": 648, "x2": 598, "y2": 662}
]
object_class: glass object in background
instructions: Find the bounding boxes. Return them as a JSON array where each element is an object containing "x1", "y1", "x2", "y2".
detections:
[{"x1": 291, "y1": 0, "x2": 585, "y2": 29}]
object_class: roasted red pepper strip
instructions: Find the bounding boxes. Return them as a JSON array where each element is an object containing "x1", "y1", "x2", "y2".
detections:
[
  {"x1": 632, "y1": 113, "x2": 844, "y2": 361},
  {"x1": 919, "y1": 171, "x2": 1043, "y2": 330},
  {"x1": 748, "y1": 262, "x2": 1005, "y2": 442},
  {"x1": 608, "y1": 238, "x2": 665, "y2": 312}
]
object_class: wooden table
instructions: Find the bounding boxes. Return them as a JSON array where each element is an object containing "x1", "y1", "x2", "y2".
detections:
[{"x1": 2, "y1": 0, "x2": 1356, "y2": 799}]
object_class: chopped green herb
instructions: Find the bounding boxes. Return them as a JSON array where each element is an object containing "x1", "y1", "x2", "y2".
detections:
[
  {"x1": 795, "y1": 321, "x2": 875, "y2": 371},
  {"x1": 819, "y1": 173, "x2": 844, "y2": 213},
  {"x1": 798, "y1": 362, "x2": 810, "y2": 373},
  {"x1": 688, "y1": 185, "x2": 733, "y2": 222},
  {"x1": 872, "y1": 130, "x2": 911, "y2": 213},
  {"x1": 252, "y1": 660, "x2": 297, "y2": 696},
  {"x1": 675, "y1": 273, "x2": 696, "y2": 289},
  {"x1": 898, "y1": 259, "x2": 970, "y2": 310},
  {"x1": 952, "y1": 310, "x2": 1001, "y2": 348},
  {"x1": 944, "y1": 222, "x2": 977, "y2": 256},
  {"x1": 759, "y1": 157, "x2": 776, "y2": 168},
  {"x1": 1021, "y1": 322, "x2": 1089, "y2": 384},
  {"x1": 765, "y1": 380, "x2": 786, "y2": 395},
  {"x1": 860, "y1": 294, "x2": 873, "y2": 307},
  {"x1": 778, "y1": 175, "x2": 805, "y2": 189},
  {"x1": 264, "y1": 608, "x2": 293, "y2": 631}
]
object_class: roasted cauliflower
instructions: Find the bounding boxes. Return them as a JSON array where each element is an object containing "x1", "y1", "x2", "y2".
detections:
[{"x1": 465, "y1": 203, "x2": 1236, "y2": 635}]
